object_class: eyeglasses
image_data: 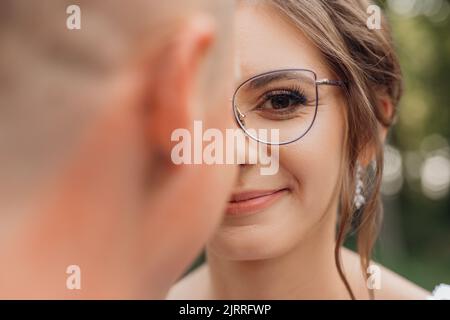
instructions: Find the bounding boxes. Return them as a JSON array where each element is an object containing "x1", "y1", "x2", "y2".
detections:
[{"x1": 232, "y1": 69, "x2": 346, "y2": 145}]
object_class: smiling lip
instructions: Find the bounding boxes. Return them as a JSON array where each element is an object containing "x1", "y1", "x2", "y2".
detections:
[{"x1": 226, "y1": 188, "x2": 289, "y2": 216}]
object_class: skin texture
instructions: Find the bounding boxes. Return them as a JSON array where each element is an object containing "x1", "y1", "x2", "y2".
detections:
[
  {"x1": 168, "y1": 3, "x2": 430, "y2": 300},
  {"x1": 0, "y1": 2, "x2": 237, "y2": 299}
]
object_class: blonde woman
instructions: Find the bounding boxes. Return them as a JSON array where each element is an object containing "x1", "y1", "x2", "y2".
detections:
[{"x1": 169, "y1": 0, "x2": 449, "y2": 300}]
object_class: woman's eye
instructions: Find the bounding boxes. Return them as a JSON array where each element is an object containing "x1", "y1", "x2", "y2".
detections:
[
  {"x1": 270, "y1": 94, "x2": 304, "y2": 110},
  {"x1": 260, "y1": 91, "x2": 307, "y2": 112}
]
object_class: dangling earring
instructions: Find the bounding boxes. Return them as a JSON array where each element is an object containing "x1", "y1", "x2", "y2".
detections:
[{"x1": 354, "y1": 163, "x2": 366, "y2": 210}]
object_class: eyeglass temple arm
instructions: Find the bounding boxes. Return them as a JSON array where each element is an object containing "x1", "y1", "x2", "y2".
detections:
[{"x1": 316, "y1": 79, "x2": 346, "y2": 87}]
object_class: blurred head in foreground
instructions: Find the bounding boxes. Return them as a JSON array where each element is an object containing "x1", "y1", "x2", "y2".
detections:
[{"x1": 0, "y1": 0, "x2": 235, "y2": 298}]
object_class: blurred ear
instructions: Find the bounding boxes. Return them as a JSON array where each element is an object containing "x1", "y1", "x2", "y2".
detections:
[{"x1": 147, "y1": 15, "x2": 216, "y2": 159}]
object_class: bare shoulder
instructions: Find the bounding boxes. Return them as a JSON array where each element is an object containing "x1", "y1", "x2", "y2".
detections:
[
  {"x1": 342, "y1": 248, "x2": 431, "y2": 300},
  {"x1": 374, "y1": 264, "x2": 431, "y2": 300},
  {"x1": 166, "y1": 264, "x2": 210, "y2": 300}
]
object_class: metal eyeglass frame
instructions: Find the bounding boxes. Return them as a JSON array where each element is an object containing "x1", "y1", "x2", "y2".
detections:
[{"x1": 232, "y1": 68, "x2": 346, "y2": 146}]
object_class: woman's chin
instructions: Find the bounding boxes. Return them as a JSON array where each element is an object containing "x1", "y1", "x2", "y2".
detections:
[
  {"x1": 208, "y1": 226, "x2": 296, "y2": 261},
  {"x1": 208, "y1": 197, "x2": 317, "y2": 261}
]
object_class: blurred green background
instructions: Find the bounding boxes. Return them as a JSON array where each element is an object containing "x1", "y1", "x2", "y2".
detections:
[
  {"x1": 188, "y1": 0, "x2": 450, "y2": 292},
  {"x1": 366, "y1": 0, "x2": 450, "y2": 291}
]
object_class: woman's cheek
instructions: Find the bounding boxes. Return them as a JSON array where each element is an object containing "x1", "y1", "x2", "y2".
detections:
[{"x1": 279, "y1": 113, "x2": 345, "y2": 222}]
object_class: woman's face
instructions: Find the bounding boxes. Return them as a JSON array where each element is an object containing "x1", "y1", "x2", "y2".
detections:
[{"x1": 207, "y1": 3, "x2": 348, "y2": 260}]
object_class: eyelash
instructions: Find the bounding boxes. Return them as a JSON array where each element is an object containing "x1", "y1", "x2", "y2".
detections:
[{"x1": 255, "y1": 85, "x2": 310, "y2": 112}]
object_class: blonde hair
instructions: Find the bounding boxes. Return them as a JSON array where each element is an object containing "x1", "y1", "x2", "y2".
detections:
[{"x1": 268, "y1": 0, "x2": 402, "y2": 299}]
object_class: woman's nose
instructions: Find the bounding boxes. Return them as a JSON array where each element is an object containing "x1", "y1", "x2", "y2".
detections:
[{"x1": 234, "y1": 129, "x2": 259, "y2": 166}]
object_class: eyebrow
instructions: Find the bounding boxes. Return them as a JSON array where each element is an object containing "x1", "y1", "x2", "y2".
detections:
[{"x1": 248, "y1": 72, "x2": 311, "y2": 89}]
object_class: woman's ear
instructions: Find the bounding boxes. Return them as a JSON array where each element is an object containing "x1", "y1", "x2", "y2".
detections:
[
  {"x1": 359, "y1": 94, "x2": 395, "y2": 167},
  {"x1": 378, "y1": 94, "x2": 395, "y2": 143},
  {"x1": 147, "y1": 15, "x2": 216, "y2": 158}
]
